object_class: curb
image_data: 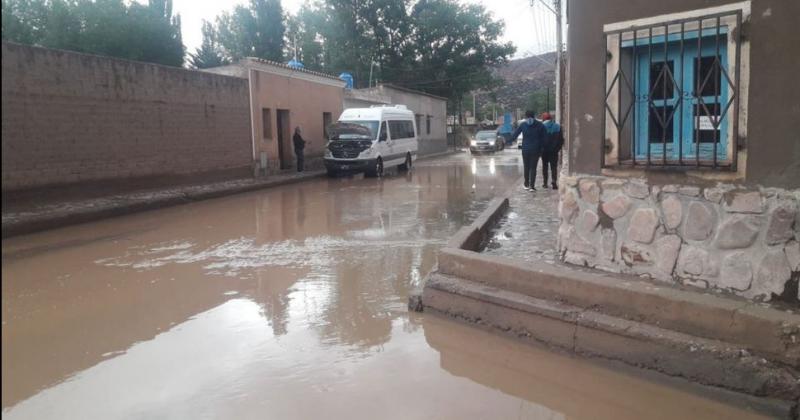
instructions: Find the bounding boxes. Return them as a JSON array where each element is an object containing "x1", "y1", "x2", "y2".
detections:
[{"x1": 417, "y1": 149, "x2": 463, "y2": 161}]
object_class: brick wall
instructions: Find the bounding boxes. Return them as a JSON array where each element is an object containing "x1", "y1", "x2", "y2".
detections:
[{"x1": 1, "y1": 42, "x2": 252, "y2": 192}]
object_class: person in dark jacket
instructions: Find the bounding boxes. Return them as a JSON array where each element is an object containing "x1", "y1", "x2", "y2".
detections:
[
  {"x1": 293, "y1": 126, "x2": 306, "y2": 172},
  {"x1": 540, "y1": 112, "x2": 563, "y2": 189},
  {"x1": 511, "y1": 110, "x2": 548, "y2": 190}
]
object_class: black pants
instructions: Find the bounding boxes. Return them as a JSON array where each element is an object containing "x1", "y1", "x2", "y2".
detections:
[
  {"x1": 295, "y1": 150, "x2": 304, "y2": 172},
  {"x1": 521, "y1": 149, "x2": 541, "y2": 188},
  {"x1": 541, "y1": 150, "x2": 559, "y2": 186}
]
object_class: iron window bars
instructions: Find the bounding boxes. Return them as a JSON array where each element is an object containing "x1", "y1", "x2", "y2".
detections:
[{"x1": 602, "y1": 10, "x2": 742, "y2": 170}]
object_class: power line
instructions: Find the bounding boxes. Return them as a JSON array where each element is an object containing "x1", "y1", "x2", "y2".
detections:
[{"x1": 537, "y1": 0, "x2": 556, "y2": 15}]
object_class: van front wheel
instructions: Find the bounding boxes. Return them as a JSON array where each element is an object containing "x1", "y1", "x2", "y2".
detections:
[
  {"x1": 398, "y1": 153, "x2": 412, "y2": 171},
  {"x1": 365, "y1": 158, "x2": 383, "y2": 178}
]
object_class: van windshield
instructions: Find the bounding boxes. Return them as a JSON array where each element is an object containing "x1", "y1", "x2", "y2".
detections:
[{"x1": 336, "y1": 120, "x2": 379, "y2": 140}]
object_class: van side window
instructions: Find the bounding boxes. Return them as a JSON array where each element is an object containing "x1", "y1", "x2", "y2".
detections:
[
  {"x1": 388, "y1": 121, "x2": 401, "y2": 139},
  {"x1": 388, "y1": 120, "x2": 415, "y2": 139}
]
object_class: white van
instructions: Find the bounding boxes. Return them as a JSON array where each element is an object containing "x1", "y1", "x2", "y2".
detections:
[{"x1": 324, "y1": 105, "x2": 418, "y2": 177}]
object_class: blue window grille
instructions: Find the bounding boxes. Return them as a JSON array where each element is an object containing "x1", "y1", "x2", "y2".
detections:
[{"x1": 602, "y1": 11, "x2": 742, "y2": 170}]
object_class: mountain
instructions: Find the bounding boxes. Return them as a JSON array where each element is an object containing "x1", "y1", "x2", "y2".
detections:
[{"x1": 475, "y1": 52, "x2": 557, "y2": 118}]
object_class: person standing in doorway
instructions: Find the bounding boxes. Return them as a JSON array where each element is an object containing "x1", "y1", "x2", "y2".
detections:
[
  {"x1": 293, "y1": 126, "x2": 306, "y2": 172},
  {"x1": 511, "y1": 110, "x2": 547, "y2": 190},
  {"x1": 540, "y1": 112, "x2": 563, "y2": 190}
]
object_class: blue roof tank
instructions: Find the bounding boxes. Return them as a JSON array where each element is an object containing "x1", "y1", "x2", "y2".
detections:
[
  {"x1": 339, "y1": 72, "x2": 354, "y2": 90},
  {"x1": 287, "y1": 59, "x2": 305, "y2": 69}
]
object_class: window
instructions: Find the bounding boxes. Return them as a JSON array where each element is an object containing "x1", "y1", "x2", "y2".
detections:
[
  {"x1": 262, "y1": 108, "x2": 272, "y2": 139},
  {"x1": 388, "y1": 120, "x2": 415, "y2": 139},
  {"x1": 415, "y1": 114, "x2": 422, "y2": 135},
  {"x1": 602, "y1": 8, "x2": 743, "y2": 170},
  {"x1": 339, "y1": 120, "x2": 380, "y2": 139},
  {"x1": 379, "y1": 121, "x2": 387, "y2": 140},
  {"x1": 649, "y1": 61, "x2": 675, "y2": 100},
  {"x1": 322, "y1": 112, "x2": 332, "y2": 139},
  {"x1": 426, "y1": 115, "x2": 431, "y2": 135}
]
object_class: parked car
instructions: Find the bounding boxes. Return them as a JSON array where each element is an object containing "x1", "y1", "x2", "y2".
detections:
[
  {"x1": 470, "y1": 130, "x2": 505, "y2": 153},
  {"x1": 324, "y1": 105, "x2": 418, "y2": 177}
]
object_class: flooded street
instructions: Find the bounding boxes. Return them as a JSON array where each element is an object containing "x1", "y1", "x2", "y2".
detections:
[{"x1": 2, "y1": 152, "x2": 767, "y2": 419}]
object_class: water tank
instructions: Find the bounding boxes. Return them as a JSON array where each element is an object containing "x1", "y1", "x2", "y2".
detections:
[
  {"x1": 287, "y1": 59, "x2": 305, "y2": 69},
  {"x1": 339, "y1": 72, "x2": 354, "y2": 90}
]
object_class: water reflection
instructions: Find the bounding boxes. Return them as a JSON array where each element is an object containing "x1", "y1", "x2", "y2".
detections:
[
  {"x1": 422, "y1": 315, "x2": 771, "y2": 420},
  {"x1": 2, "y1": 153, "x2": 521, "y2": 412}
]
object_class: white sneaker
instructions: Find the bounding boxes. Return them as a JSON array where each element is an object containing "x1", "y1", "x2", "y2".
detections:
[{"x1": 523, "y1": 185, "x2": 531, "y2": 191}]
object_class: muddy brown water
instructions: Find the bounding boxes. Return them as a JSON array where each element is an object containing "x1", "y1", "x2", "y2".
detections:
[{"x1": 2, "y1": 153, "x2": 769, "y2": 419}]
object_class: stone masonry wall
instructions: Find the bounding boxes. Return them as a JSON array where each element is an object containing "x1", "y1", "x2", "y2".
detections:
[
  {"x1": 1, "y1": 42, "x2": 252, "y2": 191},
  {"x1": 558, "y1": 175, "x2": 800, "y2": 303}
]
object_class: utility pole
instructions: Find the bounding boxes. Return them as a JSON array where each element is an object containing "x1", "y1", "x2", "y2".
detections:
[
  {"x1": 368, "y1": 60, "x2": 377, "y2": 89},
  {"x1": 531, "y1": 0, "x2": 563, "y2": 122},
  {"x1": 472, "y1": 92, "x2": 476, "y2": 120},
  {"x1": 554, "y1": 0, "x2": 563, "y2": 124},
  {"x1": 546, "y1": 86, "x2": 550, "y2": 112}
]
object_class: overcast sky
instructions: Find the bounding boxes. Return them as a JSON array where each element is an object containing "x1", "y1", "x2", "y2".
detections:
[{"x1": 173, "y1": 0, "x2": 558, "y2": 60}]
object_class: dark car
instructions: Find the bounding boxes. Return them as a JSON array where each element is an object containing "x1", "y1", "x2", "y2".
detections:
[{"x1": 469, "y1": 130, "x2": 505, "y2": 153}]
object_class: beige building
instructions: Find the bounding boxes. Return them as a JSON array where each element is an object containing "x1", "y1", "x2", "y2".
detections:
[{"x1": 205, "y1": 58, "x2": 345, "y2": 173}]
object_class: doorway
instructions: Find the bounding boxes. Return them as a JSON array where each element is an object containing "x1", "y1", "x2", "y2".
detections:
[{"x1": 276, "y1": 109, "x2": 291, "y2": 170}]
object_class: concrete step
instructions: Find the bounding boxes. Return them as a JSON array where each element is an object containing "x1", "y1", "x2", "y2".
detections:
[
  {"x1": 422, "y1": 272, "x2": 800, "y2": 403},
  {"x1": 437, "y1": 247, "x2": 800, "y2": 366}
]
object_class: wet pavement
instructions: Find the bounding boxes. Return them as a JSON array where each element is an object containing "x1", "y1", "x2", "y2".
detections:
[
  {"x1": 2, "y1": 151, "x2": 769, "y2": 419},
  {"x1": 483, "y1": 178, "x2": 561, "y2": 263}
]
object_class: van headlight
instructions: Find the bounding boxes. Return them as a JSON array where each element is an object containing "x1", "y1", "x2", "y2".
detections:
[
  {"x1": 470, "y1": 139, "x2": 478, "y2": 146},
  {"x1": 324, "y1": 149, "x2": 332, "y2": 158}
]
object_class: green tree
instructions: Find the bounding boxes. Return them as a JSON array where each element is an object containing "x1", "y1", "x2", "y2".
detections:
[
  {"x1": 304, "y1": 0, "x2": 377, "y2": 86},
  {"x1": 126, "y1": 0, "x2": 184, "y2": 67},
  {"x1": 1, "y1": 0, "x2": 185, "y2": 67},
  {"x1": 408, "y1": 0, "x2": 514, "y2": 112},
  {"x1": 189, "y1": 20, "x2": 229, "y2": 69},
  {"x1": 216, "y1": 0, "x2": 285, "y2": 62},
  {"x1": 298, "y1": 0, "x2": 511, "y2": 94},
  {"x1": 1, "y1": 0, "x2": 47, "y2": 44},
  {"x1": 320, "y1": 0, "x2": 414, "y2": 87},
  {"x1": 280, "y1": 0, "x2": 511, "y2": 95},
  {"x1": 526, "y1": 88, "x2": 555, "y2": 114},
  {"x1": 284, "y1": 4, "x2": 326, "y2": 71}
]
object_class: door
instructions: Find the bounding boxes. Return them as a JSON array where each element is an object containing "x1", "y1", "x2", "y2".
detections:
[
  {"x1": 634, "y1": 30, "x2": 729, "y2": 162},
  {"x1": 377, "y1": 121, "x2": 391, "y2": 160},
  {"x1": 276, "y1": 109, "x2": 291, "y2": 170}
]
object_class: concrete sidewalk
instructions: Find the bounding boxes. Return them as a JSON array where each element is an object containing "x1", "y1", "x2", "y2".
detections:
[
  {"x1": 2, "y1": 171, "x2": 325, "y2": 238},
  {"x1": 483, "y1": 179, "x2": 561, "y2": 263}
]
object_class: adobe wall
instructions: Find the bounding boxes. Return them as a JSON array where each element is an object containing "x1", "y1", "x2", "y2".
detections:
[{"x1": 1, "y1": 42, "x2": 252, "y2": 192}]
